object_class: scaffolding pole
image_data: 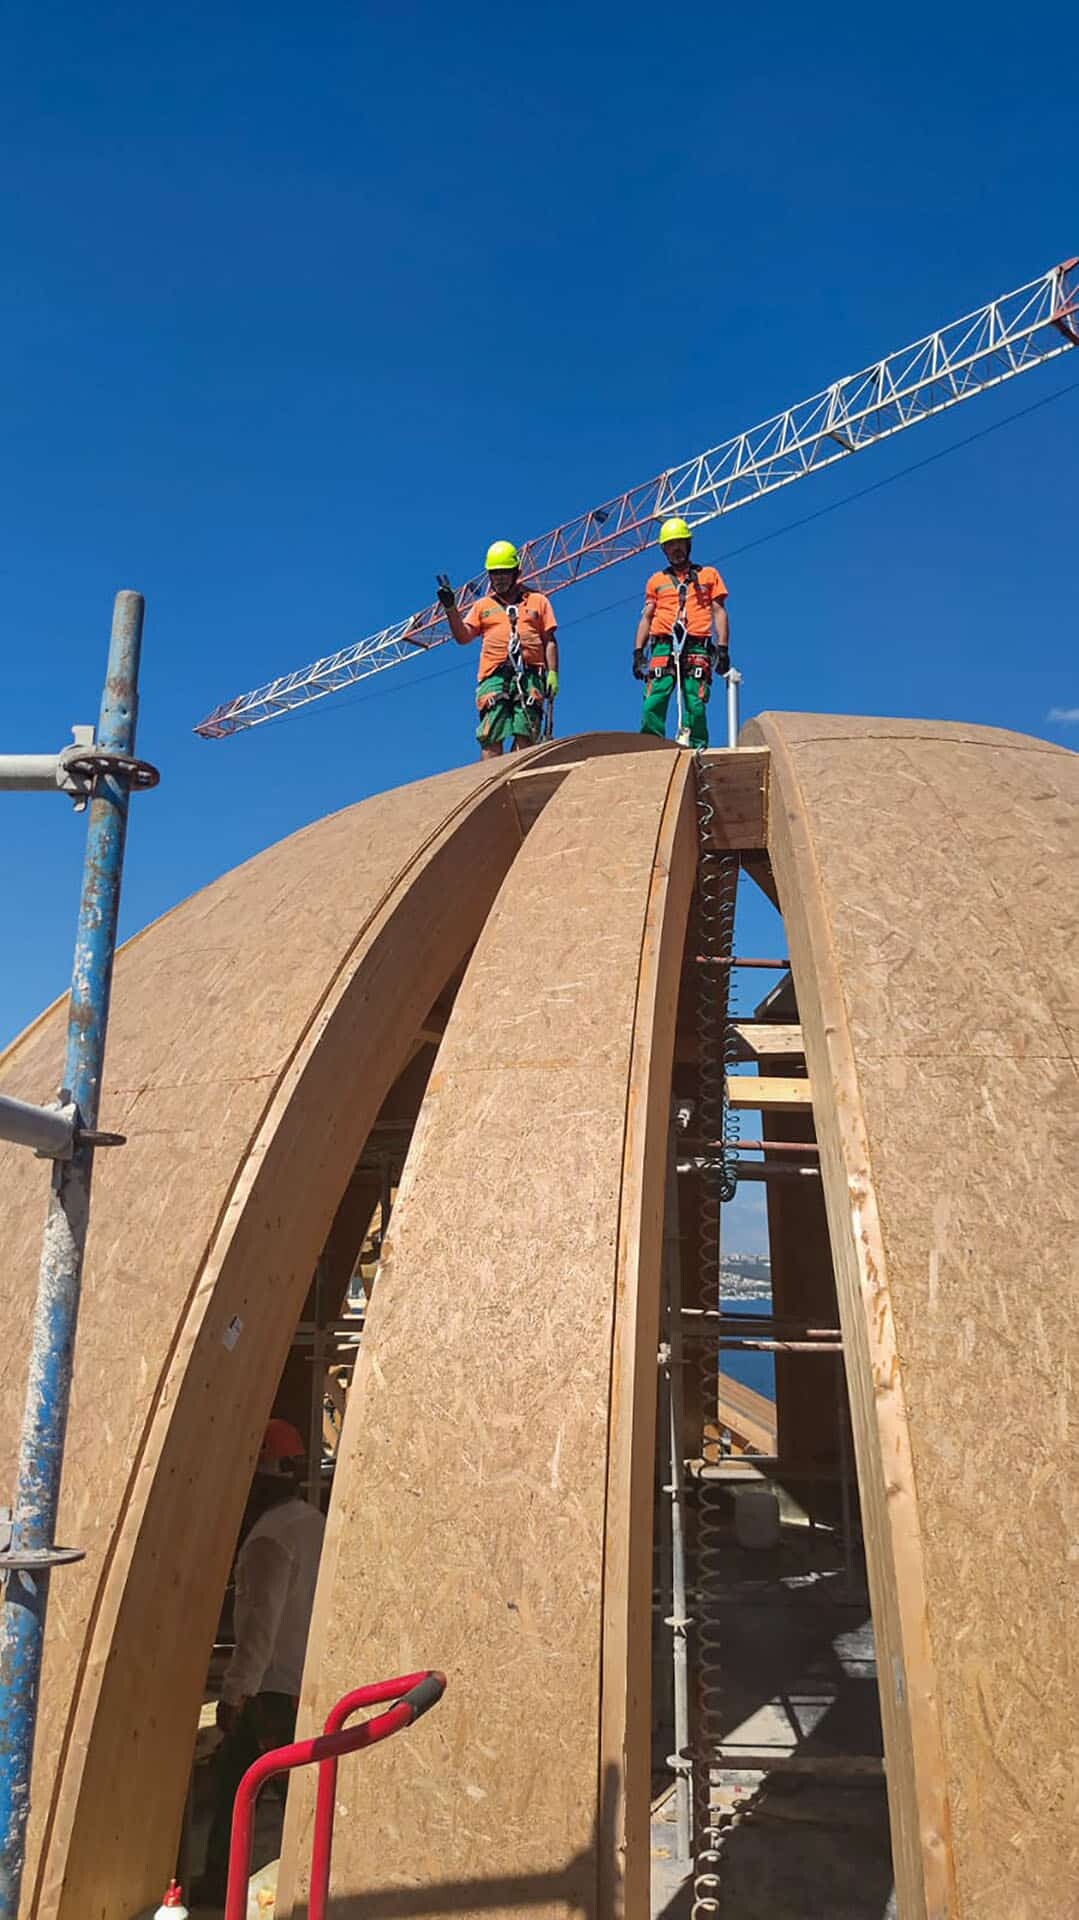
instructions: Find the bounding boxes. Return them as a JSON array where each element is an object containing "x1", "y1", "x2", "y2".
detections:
[
  {"x1": 660, "y1": 1135, "x2": 692, "y2": 1859},
  {"x1": 0, "y1": 591, "x2": 153, "y2": 1920}
]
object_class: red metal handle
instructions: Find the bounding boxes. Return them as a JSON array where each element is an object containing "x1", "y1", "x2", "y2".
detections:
[
  {"x1": 223, "y1": 1671, "x2": 446, "y2": 1920},
  {"x1": 311, "y1": 1672, "x2": 445, "y2": 1920}
]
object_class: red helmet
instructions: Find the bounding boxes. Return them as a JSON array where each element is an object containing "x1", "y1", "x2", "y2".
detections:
[{"x1": 258, "y1": 1418, "x2": 305, "y2": 1474}]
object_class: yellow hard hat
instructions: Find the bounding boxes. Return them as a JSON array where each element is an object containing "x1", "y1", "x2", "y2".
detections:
[
  {"x1": 659, "y1": 517, "x2": 692, "y2": 547},
  {"x1": 485, "y1": 540, "x2": 520, "y2": 571}
]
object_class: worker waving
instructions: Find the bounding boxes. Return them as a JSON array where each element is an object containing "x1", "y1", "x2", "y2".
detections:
[
  {"x1": 633, "y1": 518, "x2": 730, "y2": 748},
  {"x1": 438, "y1": 542, "x2": 559, "y2": 760}
]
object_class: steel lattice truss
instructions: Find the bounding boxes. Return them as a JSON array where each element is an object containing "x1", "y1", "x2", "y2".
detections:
[{"x1": 196, "y1": 257, "x2": 1078, "y2": 738}]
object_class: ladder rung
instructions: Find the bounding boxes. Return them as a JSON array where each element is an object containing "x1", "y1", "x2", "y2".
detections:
[
  {"x1": 694, "y1": 955, "x2": 789, "y2": 969},
  {"x1": 726, "y1": 1077, "x2": 813, "y2": 1110},
  {"x1": 708, "y1": 1751, "x2": 884, "y2": 1779},
  {"x1": 681, "y1": 1137, "x2": 819, "y2": 1155}
]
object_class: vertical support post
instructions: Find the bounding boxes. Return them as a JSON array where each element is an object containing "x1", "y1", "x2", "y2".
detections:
[
  {"x1": 307, "y1": 1261, "x2": 327, "y2": 1508},
  {"x1": 836, "y1": 1354, "x2": 856, "y2": 1592},
  {"x1": 379, "y1": 1159, "x2": 393, "y2": 1251},
  {"x1": 725, "y1": 669, "x2": 742, "y2": 751},
  {"x1": 662, "y1": 1140, "x2": 692, "y2": 1859},
  {"x1": 0, "y1": 591, "x2": 146, "y2": 1920}
]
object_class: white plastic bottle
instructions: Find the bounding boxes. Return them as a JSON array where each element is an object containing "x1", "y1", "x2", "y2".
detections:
[{"x1": 155, "y1": 1881, "x2": 189, "y2": 1920}]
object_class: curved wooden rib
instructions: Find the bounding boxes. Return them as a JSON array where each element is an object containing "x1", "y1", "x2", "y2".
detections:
[
  {"x1": 0, "y1": 755, "x2": 534, "y2": 1920},
  {"x1": 278, "y1": 749, "x2": 697, "y2": 1920},
  {"x1": 748, "y1": 713, "x2": 1079, "y2": 1920}
]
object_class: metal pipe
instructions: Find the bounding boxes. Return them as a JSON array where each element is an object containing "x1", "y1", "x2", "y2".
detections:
[
  {"x1": 694, "y1": 956, "x2": 789, "y2": 969},
  {"x1": 723, "y1": 1161, "x2": 820, "y2": 1183},
  {"x1": 0, "y1": 591, "x2": 146, "y2": 1919},
  {"x1": 308, "y1": 1674, "x2": 445, "y2": 1920},
  {"x1": 681, "y1": 1137, "x2": 819, "y2": 1155},
  {"x1": 0, "y1": 755, "x2": 64, "y2": 794},
  {"x1": 678, "y1": 1159, "x2": 819, "y2": 1183},
  {"x1": 0, "y1": 732, "x2": 97, "y2": 801},
  {"x1": 223, "y1": 1671, "x2": 445, "y2": 1920},
  {"x1": 683, "y1": 1312, "x2": 841, "y2": 1335},
  {"x1": 662, "y1": 1146, "x2": 692, "y2": 1859},
  {"x1": 718, "y1": 1340, "x2": 843, "y2": 1353},
  {"x1": 725, "y1": 667, "x2": 742, "y2": 749},
  {"x1": 0, "y1": 1094, "x2": 74, "y2": 1159}
]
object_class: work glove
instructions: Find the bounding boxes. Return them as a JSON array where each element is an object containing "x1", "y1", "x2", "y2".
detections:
[
  {"x1": 435, "y1": 573, "x2": 456, "y2": 611},
  {"x1": 546, "y1": 669, "x2": 559, "y2": 697},
  {"x1": 715, "y1": 645, "x2": 731, "y2": 676},
  {"x1": 632, "y1": 648, "x2": 648, "y2": 681}
]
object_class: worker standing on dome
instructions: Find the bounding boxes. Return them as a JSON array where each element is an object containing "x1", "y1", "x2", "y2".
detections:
[
  {"x1": 437, "y1": 542, "x2": 559, "y2": 759},
  {"x1": 632, "y1": 518, "x2": 730, "y2": 748}
]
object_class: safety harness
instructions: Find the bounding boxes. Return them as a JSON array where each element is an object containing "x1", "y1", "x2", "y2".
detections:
[{"x1": 477, "y1": 594, "x2": 545, "y2": 743}]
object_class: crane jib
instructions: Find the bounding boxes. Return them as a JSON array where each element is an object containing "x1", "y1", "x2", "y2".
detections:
[{"x1": 195, "y1": 256, "x2": 1078, "y2": 739}]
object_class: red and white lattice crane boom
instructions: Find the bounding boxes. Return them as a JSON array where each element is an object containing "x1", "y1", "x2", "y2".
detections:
[{"x1": 196, "y1": 256, "x2": 1077, "y2": 739}]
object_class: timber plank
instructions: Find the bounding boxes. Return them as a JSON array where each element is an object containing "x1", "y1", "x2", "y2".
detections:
[
  {"x1": 717, "y1": 1377, "x2": 778, "y2": 1455},
  {"x1": 726, "y1": 1075, "x2": 812, "y2": 1109},
  {"x1": 730, "y1": 1021, "x2": 804, "y2": 1059}
]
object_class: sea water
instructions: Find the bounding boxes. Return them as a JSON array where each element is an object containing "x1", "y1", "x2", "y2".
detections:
[{"x1": 720, "y1": 1294, "x2": 774, "y2": 1400}]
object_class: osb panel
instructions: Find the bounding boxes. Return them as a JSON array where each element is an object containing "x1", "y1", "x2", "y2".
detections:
[
  {"x1": 279, "y1": 750, "x2": 692, "y2": 1920},
  {"x1": 0, "y1": 755, "x2": 533, "y2": 1920},
  {"x1": 749, "y1": 712, "x2": 1079, "y2": 1920}
]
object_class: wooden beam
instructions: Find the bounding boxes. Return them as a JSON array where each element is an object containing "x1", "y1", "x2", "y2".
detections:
[
  {"x1": 740, "y1": 848, "x2": 780, "y2": 908},
  {"x1": 696, "y1": 745, "x2": 768, "y2": 849},
  {"x1": 726, "y1": 1075, "x2": 813, "y2": 1110},
  {"x1": 716, "y1": 1377, "x2": 778, "y2": 1455},
  {"x1": 731, "y1": 1021, "x2": 804, "y2": 1060}
]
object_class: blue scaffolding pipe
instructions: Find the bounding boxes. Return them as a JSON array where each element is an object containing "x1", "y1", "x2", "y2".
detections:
[{"x1": 0, "y1": 591, "x2": 149, "y2": 1919}]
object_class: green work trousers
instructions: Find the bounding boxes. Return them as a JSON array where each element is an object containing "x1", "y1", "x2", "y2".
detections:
[
  {"x1": 639, "y1": 656, "x2": 710, "y2": 749},
  {"x1": 476, "y1": 665, "x2": 545, "y2": 749}
]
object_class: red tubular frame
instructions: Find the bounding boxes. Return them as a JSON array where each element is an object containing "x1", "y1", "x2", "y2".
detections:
[{"x1": 222, "y1": 1670, "x2": 446, "y2": 1920}]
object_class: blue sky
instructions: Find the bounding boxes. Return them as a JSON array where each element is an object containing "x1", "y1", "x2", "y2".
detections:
[{"x1": 2, "y1": 1, "x2": 1076, "y2": 1251}]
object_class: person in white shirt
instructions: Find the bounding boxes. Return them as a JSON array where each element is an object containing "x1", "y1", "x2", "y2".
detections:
[{"x1": 194, "y1": 1419, "x2": 325, "y2": 1905}]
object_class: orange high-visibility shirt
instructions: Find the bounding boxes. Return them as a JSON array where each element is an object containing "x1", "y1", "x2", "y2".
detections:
[
  {"x1": 644, "y1": 565, "x2": 727, "y2": 640},
  {"x1": 464, "y1": 590, "x2": 557, "y2": 680}
]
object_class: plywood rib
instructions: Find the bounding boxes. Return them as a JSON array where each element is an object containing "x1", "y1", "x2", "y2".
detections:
[
  {"x1": 746, "y1": 712, "x2": 1079, "y2": 1920},
  {"x1": 0, "y1": 753, "x2": 560, "y2": 1920},
  {"x1": 279, "y1": 750, "x2": 696, "y2": 1920},
  {"x1": 599, "y1": 760, "x2": 697, "y2": 1917}
]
